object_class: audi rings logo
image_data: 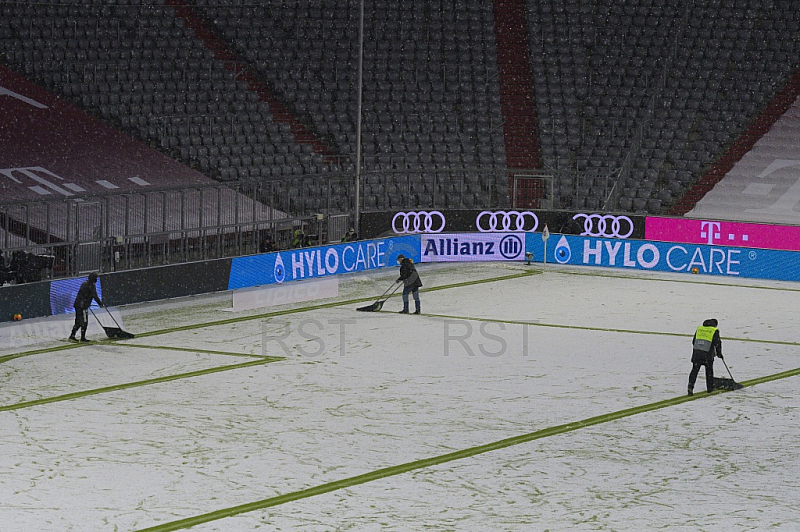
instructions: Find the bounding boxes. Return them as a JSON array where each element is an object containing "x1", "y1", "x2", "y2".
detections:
[
  {"x1": 476, "y1": 211, "x2": 539, "y2": 232},
  {"x1": 392, "y1": 211, "x2": 446, "y2": 234},
  {"x1": 573, "y1": 213, "x2": 634, "y2": 239}
]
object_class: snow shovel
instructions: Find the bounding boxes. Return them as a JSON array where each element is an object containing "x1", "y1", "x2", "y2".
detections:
[
  {"x1": 357, "y1": 281, "x2": 402, "y2": 312},
  {"x1": 90, "y1": 308, "x2": 135, "y2": 339},
  {"x1": 713, "y1": 357, "x2": 743, "y2": 391}
]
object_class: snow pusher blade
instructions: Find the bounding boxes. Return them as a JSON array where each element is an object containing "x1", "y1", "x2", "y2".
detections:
[
  {"x1": 356, "y1": 281, "x2": 401, "y2": 312},
  {"x1": 357, "y1": 300, "x2": 386, "y2": 312},
  {"x1": 712, "y1": 377, "x2": 743, "y2": 391},
  {"x1": 90, "y1": 308, "x2": 135, "y2": 339}
]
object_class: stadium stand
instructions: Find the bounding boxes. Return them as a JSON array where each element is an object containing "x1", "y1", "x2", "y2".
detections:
[
  {"x1": 193, "y1": 0, "x2": 510, "y2": 207},
  {"x1": 527, "y1": 0, "x2": 800, "y2": 213},
  {"x1": 0, "y1": 1, "x2": 294, "y2": 182},
  {"x1": 1, "y1": 0, "x2": 798, "y2": 220},
  {"x1": 0, "y1": 64, "x2": 210, "y2": 201},
  {"x1": 0, "y1": 62, "x2": 281, "y2": 276},
  {"x1": 685, "y1": 91, "x2": 800, "y2": 225}
]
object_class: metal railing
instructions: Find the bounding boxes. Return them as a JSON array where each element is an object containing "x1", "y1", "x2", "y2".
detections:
[
  {"x1": 0, "y1": 177, "x2": 351, "y2": 281},
  {"x1": 1, "y1": 168, "x2": 529, "y2": 284}
]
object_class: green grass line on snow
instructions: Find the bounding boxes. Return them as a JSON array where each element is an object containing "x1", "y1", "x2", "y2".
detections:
[
  {"x1": 126, "y1": 270, "x2": 540, "y2": 339},
  {"x1": 0, "y1": 270, "x2": 537, "y2": 364},
  {"x1": 120, "y1": 343, "x2": 269, "y2": 359},
  {"x1": 0, "y1": 357, "x2": 282, "y2": 413},
  {"x1": 0, "y1": 342, "x2": 79, "y2": 364},
  {"x1": 425, "y1": 313, "x2": 800, "y2": 347},
  {"x1": 136, "y1": 363, "x2": 800, "y2": 532}
]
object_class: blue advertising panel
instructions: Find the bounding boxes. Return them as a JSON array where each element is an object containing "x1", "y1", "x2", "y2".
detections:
[
  {"x1": 50, "y1": 276, "x2": 104, "y2": 315},
  {"x1": 228, "y1": 235, "x2": 421, "y2": 290},
  {"x1": 526, "y1": 233, "x2": 800, "y2": 282}
]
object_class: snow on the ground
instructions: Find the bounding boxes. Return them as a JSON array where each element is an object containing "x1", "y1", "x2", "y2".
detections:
[{"x1": 1, "y1": 262, "x2": 799, "y2": 531}]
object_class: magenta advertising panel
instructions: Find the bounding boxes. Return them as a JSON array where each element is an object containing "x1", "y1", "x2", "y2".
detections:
[{"x1": 645, "y1": 217, "x2": 800, "y2": 252}]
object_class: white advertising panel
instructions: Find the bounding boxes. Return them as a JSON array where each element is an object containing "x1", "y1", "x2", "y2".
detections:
[
  {"x1": 420, "y1": 233, "x2": 526, "y2": 262},
  {"x1": 232, "y1": 277, "x2": 339, "y2": 311}
]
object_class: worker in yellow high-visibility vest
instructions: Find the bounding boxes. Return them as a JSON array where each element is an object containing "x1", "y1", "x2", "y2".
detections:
[{"x1": 688, "y1": 318, "x2": 723, "y2": 395}]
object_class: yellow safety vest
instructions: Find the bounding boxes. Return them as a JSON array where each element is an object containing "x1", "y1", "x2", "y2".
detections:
[{"x1": 694, "y1": 325, "x2": 718, "y2": 352}]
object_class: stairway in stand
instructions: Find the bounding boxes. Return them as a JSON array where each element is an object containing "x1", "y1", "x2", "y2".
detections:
[
  {"x1": 670, "y1": 69, "x2": 800, "y2": 215},
  {"x1": 493, "y1": 0, "x2": 542, "y2": 208},
  {"x1": 165, "y1": 0, "x2": 338, "y2": 164}
]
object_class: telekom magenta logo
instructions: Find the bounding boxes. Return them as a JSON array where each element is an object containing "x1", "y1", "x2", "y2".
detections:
[
  {"x1": 646, "y1": 217, "x2": 799, "y2": 252},
  {"x1": 699, "y1": 221, "x2": 750, "y2": 245},
  {"x1": 699, "y1": 221, "x2": 720, "y2": 244}
]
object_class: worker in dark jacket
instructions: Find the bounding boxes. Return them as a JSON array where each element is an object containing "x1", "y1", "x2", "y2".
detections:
[
  {"x1": 259, "y1": 235, "x2": 276, "y2": 253},
  {"x1": 688, "y1": 318, "x2": 723, "y2": 395},
  {"x1": 69, "y1": 272, "x2": 104, "y2": 342},
  {"x1": 396, "y1": 254, "x2": 422, "y2": 314}
]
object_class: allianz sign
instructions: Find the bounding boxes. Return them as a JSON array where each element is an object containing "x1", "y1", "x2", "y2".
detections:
[{"x1": 421, "y1": 233, "x2": 526, "y2": 262}]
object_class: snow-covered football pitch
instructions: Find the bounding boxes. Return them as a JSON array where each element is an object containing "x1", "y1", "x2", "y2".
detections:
[{"x1": 1, "y1": 261, "x2": 799, "y2": 531}]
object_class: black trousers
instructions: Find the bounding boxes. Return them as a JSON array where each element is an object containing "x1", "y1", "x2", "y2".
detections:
[
  {"x1": 689, "y1": 359, "x2": 714, "y2": 392},
  {"x1": 71, "y1": 307, "x2": 89, "y2": 337}
]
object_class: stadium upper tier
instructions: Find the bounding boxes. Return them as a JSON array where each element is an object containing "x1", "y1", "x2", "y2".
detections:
[{"x1": 1, "y1": 0, "x2": 798, "y2": 216}]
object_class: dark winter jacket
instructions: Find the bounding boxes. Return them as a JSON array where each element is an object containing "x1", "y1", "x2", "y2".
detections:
[
  {"x1": 397, "y1": 258, "x2": 422, "y2": 289},
  {"x1": 692, "y1": 319, "x2": 722, "y2": 363},
  {"x1": 73, "y1": 279, "x2": 103, "y2": 309},
  {"x1": 259, "y1": 238, "x2": 275, "y2": 253}
]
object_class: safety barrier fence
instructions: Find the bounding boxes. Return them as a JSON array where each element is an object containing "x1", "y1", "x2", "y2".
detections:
[
  {"x1": 5, "y1": 217, "x2": 800, "y2": 325},
  {"x1": 0, "y1": 169, "x2": 549, "y2": 282},
  {"x1": 0, "y1": 177, "x2": 349, "y2": 281}
]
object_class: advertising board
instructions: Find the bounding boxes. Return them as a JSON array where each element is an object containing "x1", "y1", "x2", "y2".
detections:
[
  {"x1": 360, "y1": 210, "x2": 646, "y2": 240},
  {"x1": 420, "y1": 233, "x2": 526, "y2": 262},
  {"x1": 526, "y1": 233, "x2": 800, "y2": 281},
  {"x1": 231, "y1": 277, "x2": 339, "y2": 311},
  {"x1": 49, "y1": 276, "x2": 104, "y2": 316},
  {"x1": 228, "y1": 235, "x2": 420, "y2": 290},
  {"x1": 645, "y1": 217, "x2": 800, "y2": 252}
]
